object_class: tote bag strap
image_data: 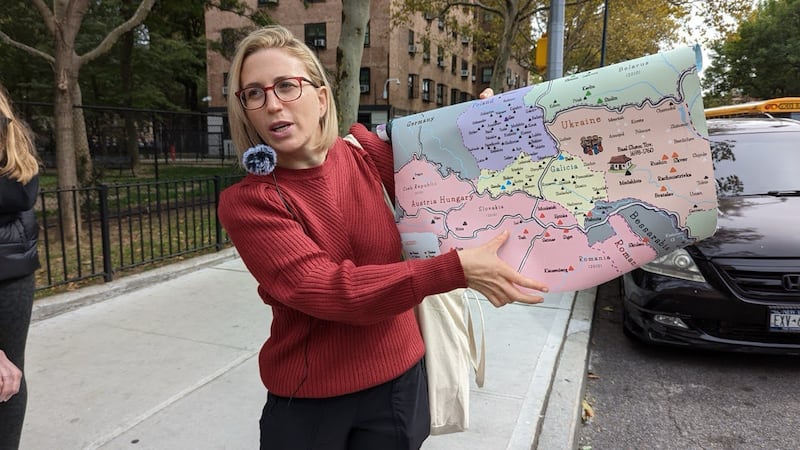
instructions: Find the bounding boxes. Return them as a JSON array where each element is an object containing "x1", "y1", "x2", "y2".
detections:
[{"x1": 462, "y1": 288, "x2": 486, "y2": 387}]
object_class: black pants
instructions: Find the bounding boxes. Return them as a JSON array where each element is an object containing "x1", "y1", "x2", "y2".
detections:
[
  {"x1": 0, "y1": 274, "x2": 34, "y2": 450},
  {"x1": 260, "y1": 359, "x2": 430, "y2": 450}
]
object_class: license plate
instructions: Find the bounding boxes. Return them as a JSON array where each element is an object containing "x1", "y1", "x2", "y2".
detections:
[{"x1": 769, "y1": 308, "x2": 800, "y2": 332}]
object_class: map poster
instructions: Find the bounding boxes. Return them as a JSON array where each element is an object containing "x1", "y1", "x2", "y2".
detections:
[{"x1": 391, "y1": 45, "x2": 718, "y2": 293}]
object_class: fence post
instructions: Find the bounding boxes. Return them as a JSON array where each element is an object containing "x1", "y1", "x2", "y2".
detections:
[
  {"x1": 214, "y1": 176, "x2": 224, "y2": 250},
  {"x1": 98, "y1": 184, "x2": 114, "y2": 282}
]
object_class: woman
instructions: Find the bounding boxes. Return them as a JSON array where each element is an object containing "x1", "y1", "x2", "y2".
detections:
[
  {"x1": 0, "y1": 83, "x2": 40, "y2": 449},
  {"x1": 218, "y1": 25, "x2": 548, "y2": 449}
]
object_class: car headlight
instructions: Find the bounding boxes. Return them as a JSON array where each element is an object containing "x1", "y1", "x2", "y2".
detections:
[{"x1": 639, "y1": 248, "x2": 707, "y2": 283}]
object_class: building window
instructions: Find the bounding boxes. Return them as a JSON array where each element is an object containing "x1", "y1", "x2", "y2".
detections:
[
  {"x1": 408, "y1": 30, "x2": 416, "y2": 55},
  {"x1": 422, "y1": 41, "x2": 431, "y2": 62},
  {"x1": 422, "y1": 78, "x2": 432, "y2": 102},
  {"x1": 305, "y1": 23, "x2": 327, "y2": 49},
  {"x1": 460, "y1": 91, "x2": 469, "y2": 103},
  {"x1": 257, "y1": 0, "x2": 278, "y2": 5},
  {"x1": 481, "y1": 66, "x2": 493, "y2": 83},
  {"x1": 450, "y1": 88, "x2": 459, "y2": 105},
  {"x1": 436, "y1": 83, "x2": 446, "y2": 105},
  {"x1": 408, "y1": 74, "x2": 419, "y2": 99},
  {"x1": 364, "y1": 21, "x2": 370, "y2": 47},
  {"x1": 436, "y1": 46, "x2": 445, "y2": 69},
  {"x1": 451, "y1": 55, "x2": 457, "y2": 75},
  {"x1": 360, "y1": 68, "x2": 371, "y2": 95}
]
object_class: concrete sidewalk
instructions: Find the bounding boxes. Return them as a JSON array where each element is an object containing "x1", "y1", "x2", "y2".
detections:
[{"x1": 20, "y1": 250, "x2": 595, "y2": 450}]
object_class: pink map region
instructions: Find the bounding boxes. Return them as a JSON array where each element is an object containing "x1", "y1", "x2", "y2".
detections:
[
  {"x1": 434, "y1": 210, "x2": 656, "y2": 292},
  {"x1": 517, "y1": 214, "x2": 658, "y2": 291},
  {"x1": 444, "y1": 191, "x2": 538, "y2": 238},
  {"x1": 395, "y1": 155, "x2": 475, "y2": 216},
  {"x1": 549, "y1": 101, "x2": 714, "y2": 228},
  {"x1": 396, "y1": 209, "x2": 447, "y2": 236},
  {"x1": 456, "y1": 90, "x2": 558, "y2": 171},
  {"x1": 438, "y1": 215, "x2": 545, "y2": 262},
  {"x1": 533, "y1": 196, "x2": 581, "y2": 229}
]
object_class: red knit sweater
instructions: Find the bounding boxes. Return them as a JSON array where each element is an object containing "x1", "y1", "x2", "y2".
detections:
[{"x1": 218, "y1": 123, "x2": 468, "y2": 398}]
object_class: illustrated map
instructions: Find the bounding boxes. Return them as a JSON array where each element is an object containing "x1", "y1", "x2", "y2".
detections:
[{"x1": 391, "y1": 45, "x2": 718, "y2": 292}]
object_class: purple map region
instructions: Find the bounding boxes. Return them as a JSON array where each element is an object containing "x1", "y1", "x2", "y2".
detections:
[{"x1": 457, "y1": 87, "x2": 559, "y2": 171}]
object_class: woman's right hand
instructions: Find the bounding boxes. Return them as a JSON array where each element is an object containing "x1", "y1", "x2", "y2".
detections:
[
  {"x1": 0, "y1": 350, "x2": 21, "y2": 402},
  {"x1": 457, "y1": 230, "x2": 549, "y2": 307}
]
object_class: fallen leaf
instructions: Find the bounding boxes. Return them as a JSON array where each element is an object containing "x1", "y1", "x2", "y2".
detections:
[
  {"x1": 602, "y1": 305, "x2": 614, "y2": 312},
  {"x1": 581, "y1": 399, "x2": 595, "y2": 423}
]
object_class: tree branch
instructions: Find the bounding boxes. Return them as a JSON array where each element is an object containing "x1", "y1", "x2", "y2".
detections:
[
  {"x1": 79, "y1": 0, "x2": 157, "y2": 65},
  {"x1": 0, "y1": 31, "x2": 56, "y2": 64},
  {"x1": 30, "y1": 0, "x2": 57, "y2": 36}
]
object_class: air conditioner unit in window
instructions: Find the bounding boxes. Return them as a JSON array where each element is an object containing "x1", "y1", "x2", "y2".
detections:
[
  {"x1": 313, "y1": 38, "x2": 326, "y2": 48},
  {"x1": 460, "y1": 70, "x2": 469, "y2": 77},
  {"x1": 471, "y1": 75, "x2": 476, "y2": 82},
  {"x1": 437, "y1": 60, "x2": 446, "y2": 68},
  {"x1": 408, "y1": 45, "x2": 417, "y2": 54},
  {"x1": 422, "y1": 53, "x2": 430, "y2": 61},
  {"x1": 359, "y1": 85, "x2": 369, "y2": 93},
  {"x1": 221, "y1": 86, "x2": 229, "y2": 96}
]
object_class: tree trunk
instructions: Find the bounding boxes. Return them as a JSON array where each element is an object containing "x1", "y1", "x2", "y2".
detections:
[
  {"x1": 490, "y1": 8, "x2": 521, "y2": 93},
  {"x1": 336, "y1": 0, "x2": 371, "y2": 136},
  {"x1": 71, "y1": 83, "x2": 94, "y2": 186},
  {"x1": 53, "y1": 52, "x2": 80, "y2": 243}
]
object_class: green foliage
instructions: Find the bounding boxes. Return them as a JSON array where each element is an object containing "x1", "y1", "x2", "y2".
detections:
[
  {"x1": 554, "y1": 0, "x2": 687, "y2": 74},
  {"x1": 0, "y1": 3, "x2": 53, "y2": 104},
  {"x1": 705, "y1": 0, "x2": 800, "y2": 100},
  {"x1": 0, "y1": 1, "x2": 206, "y2": 112},
  {"x1": 77, "y1": 0, "x2": 209, "y2": 111}
]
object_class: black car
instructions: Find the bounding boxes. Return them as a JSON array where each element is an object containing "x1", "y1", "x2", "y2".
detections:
[{"x1": 622, "y1": 116, "x2": 800, "y2": 354}]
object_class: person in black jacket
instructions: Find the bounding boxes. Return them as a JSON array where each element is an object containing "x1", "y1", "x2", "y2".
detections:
[{"x1": 0, "y1": 83, "x2": 40, "y2": 450}]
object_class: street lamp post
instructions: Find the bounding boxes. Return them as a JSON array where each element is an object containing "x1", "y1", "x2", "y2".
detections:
[
  {"x1": 383, "y1": 78, "x2": 400, "y2": 100},
  {"x1": 600, "y1": 0, "x2": 609, "y2": 67}
]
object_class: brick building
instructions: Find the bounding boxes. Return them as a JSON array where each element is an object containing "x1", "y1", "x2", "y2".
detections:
[{"x1": 204, "y1": 0, "x2": 529, "y2": 150}]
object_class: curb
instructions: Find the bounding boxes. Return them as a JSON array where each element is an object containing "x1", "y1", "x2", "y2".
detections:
[
  {"x1": 31, "y1": 247, "x2": 240, "y2": 322},
  {"x1": 534, "y1": 286, "x2": 596, "y2": 450}
]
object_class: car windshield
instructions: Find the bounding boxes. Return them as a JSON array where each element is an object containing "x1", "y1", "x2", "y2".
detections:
[{"x1": 710, "y1": 130, "x2": 800, "y2": 197}]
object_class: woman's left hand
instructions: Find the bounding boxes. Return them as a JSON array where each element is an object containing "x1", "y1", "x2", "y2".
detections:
[{"x1": 0, "y1": 350, "x2": 22, "y2": 402}]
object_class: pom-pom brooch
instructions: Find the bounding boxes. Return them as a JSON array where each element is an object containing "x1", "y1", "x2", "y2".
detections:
[{"x1": 242, "y1": 144, "x2": 277, "y2": 175}]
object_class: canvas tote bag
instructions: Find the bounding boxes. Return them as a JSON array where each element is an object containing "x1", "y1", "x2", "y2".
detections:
[
  {"x1": 417, "y1": 288, "x2": 485, "y2": 434},
  {"x1": 344, "y1": 133, "x2": 487, "y2": 434}
]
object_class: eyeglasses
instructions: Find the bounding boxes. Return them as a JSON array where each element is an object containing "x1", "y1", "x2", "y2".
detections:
[{"x1": 235, "y1": 77, "x2": 318, "y2": 110}]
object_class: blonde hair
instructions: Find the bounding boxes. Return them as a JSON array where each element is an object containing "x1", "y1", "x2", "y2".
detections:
[
  {"x1": 0, "y1": 84, "x2": 38, "y2": 184},
  {"x1": 227, "y1": 25, "x2": 339, "y2": 165}
]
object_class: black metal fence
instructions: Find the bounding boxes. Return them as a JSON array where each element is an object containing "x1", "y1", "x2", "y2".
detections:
[
  {"x1": 17, "y1": 101, "x2": 236, "y2": 172},
  {"x1": 35, "y1": 174, "x2": 242, "y2": 293}
]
